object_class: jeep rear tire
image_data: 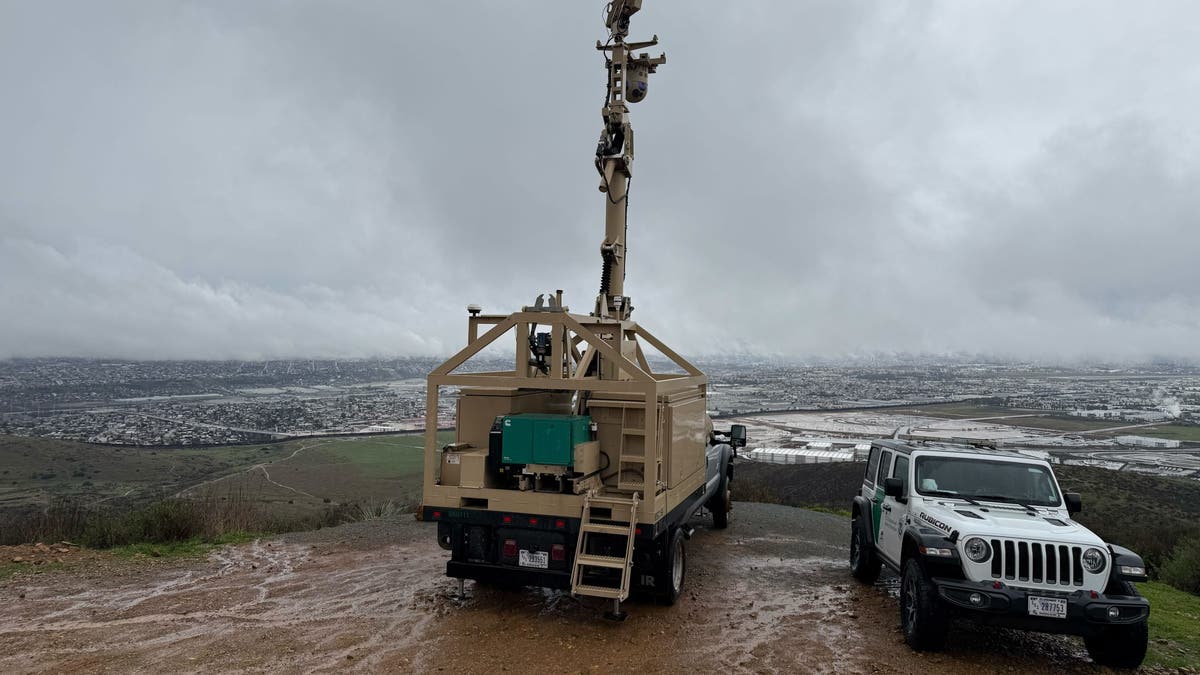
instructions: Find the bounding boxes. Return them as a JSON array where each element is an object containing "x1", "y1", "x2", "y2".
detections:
[
  {"x1": 1084, "y1": 582, "x2": 1148, "y2": 669},
  {"x1": 849, "y1": 513, "x2": 881, "y2": 583},
  {"x1": 900, "y1": 558, "x2": 948, "y2": 651}
]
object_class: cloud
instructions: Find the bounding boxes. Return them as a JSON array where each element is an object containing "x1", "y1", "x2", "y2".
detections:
[{"x1": 2, "y1": 1, "x2": 1199, "y2": 361}]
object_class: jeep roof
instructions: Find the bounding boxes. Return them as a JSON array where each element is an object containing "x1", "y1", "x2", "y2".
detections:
[{"x1": 871, "y1": 439, "x2": 1043, "y2": 462}]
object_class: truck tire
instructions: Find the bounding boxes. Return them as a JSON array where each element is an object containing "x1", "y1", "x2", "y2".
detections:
[
  {"x1": 900, "y1": 558, "x2": 948, "y2": 651},
  {"x1": 849, "y1": 513, "x2": 881, "y2": 583},
  {"x1": 1084, "y1": 582, "x2": 1148, "y2": 669},
  {"x1": 709, "y1": 472, "x2": 731, "y2": 529},
  {"x1": 656, "y1": 528, "x2": 687, "y2": 605}
]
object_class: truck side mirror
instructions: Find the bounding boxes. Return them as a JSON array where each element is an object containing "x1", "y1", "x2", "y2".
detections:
[
  {"x1": 729, "y1": 424, "x2": 747, "y2": 449},
  {"x1": 884, "y1": 477, "x2": 905, "y2": 499},
  {"x1": 1064, "y1": 492, "x2": 1082, "y2": 515}
]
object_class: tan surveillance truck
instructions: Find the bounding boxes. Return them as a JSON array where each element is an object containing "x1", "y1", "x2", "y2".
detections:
[{"x1": 419, "y1": 0, "x2": 746, "y2": 619}]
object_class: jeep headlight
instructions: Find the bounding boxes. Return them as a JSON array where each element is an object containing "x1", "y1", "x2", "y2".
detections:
[
  {"x1": 964, "y1": 537, "x2": 991, "y2": 563},
  {"x1": 1082, "y1": 547, "x2": 1106, "y2": 573}
]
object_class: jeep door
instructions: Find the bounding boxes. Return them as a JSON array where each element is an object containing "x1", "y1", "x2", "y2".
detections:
[
  {"x1": 880, "y1": 453, "x2": 909, "y2": 564},
  {"x1": 872, "y1": 449, "x2": 892, "y2": 546}
]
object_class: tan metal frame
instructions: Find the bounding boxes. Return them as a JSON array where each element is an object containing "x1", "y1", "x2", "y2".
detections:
[{"x1": 421, "y1": 307, "x2": 708, "y2": 525}]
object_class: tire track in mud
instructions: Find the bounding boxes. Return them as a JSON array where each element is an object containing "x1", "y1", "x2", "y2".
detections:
[{"x1": 0, "y1": 529, "x2": 451, "y2": 673}]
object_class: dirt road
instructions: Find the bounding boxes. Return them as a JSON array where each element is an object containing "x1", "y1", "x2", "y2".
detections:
[{"x1": 0, "y1": 503, "x2": 1109, "y2": 673}]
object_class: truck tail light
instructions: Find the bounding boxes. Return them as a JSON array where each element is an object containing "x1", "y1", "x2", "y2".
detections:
[
  {"x1": 551, "y1": 544, "x2": 565, "y2": 561},
  {"x1": 555, "y1": 519, "x2": 566, "y2": 529},
  {"x1": 502, "y1": 515, "x2": 513, "y2": 524},
  {"x1": 502, "y1": 539, "x2": 518, "y2": 558},
  {"x1": 432, "y1": 511, "x2": 442, "y2": 520}
]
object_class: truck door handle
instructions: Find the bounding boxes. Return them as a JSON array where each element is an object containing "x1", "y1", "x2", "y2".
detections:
[{"x1": 881, "y1": 504, "x2": 892, "y2": 512}]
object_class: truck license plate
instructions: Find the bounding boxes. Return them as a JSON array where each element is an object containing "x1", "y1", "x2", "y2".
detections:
[
  {"x1": 518, "y1": 549, "x2": 548, "y2": 569},
  {"x1": 1028, "y1": 596, "x2": 1067, "y2": 619}
]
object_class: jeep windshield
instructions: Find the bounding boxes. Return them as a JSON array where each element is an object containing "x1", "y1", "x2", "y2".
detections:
[{"x1": 914, "y1": 456, "x2": 1061, "y2": 507}]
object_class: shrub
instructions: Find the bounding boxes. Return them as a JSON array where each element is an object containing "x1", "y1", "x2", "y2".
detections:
[
  {"x1": 349, "y1": 500, "x2": 401, "y2": 522},
  {"x1": 1160, "y1": 535, "x2": 1200, "y2": 596}
]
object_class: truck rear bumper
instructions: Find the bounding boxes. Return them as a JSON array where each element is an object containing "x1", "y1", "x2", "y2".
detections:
[
  {"x1": 447, "y1": 560, "x2": 572, "y2": 589},
  {"x1": 932, "y1": 577, "x2": 1149, "y2": 637}
]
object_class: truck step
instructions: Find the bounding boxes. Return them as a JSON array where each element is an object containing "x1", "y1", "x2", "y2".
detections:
[
  {"x1": 586, "y1": 495, "x2": 640, "y2": 506},
  {"x1": 582, "y1": 523, "x2": 632, "y2": 535},
  {"x1": 575, "y1": 553, "x2": 627, "y2": 569},
  {"x1": 573, "y1": 583, "x2": 623, "y2": 599}
]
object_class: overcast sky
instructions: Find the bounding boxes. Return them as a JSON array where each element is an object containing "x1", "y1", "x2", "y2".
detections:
[{"x1": 2, "y1": 1, "x2": 1199, "y2": 362}]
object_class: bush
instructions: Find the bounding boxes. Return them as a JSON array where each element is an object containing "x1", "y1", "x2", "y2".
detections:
[
  {"x1": 0, "y1": 489, "x2": 275, "y2": 548},
  {"x1": 1160, "y1": 535, "x2": 1200, "y2": 596}
]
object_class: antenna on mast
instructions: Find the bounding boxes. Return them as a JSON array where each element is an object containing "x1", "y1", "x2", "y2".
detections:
[{"x1": 593, "y1": 0, "x2": 665, "y2": 320}]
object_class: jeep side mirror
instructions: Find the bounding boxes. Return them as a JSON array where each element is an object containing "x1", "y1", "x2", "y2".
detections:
[
  {"x1": 884, "y1": 477, "x2": 905, "y2": 499},
  {"x1": 1064, "y1": 492, "x2": 1082, "y2": 515},
  {"x1": 729, "y1": 424, "x2": 747, "y2": 449}
]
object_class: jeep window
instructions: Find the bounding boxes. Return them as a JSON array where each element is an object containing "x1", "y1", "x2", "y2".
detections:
[
  {"x1": 865, "y1": 447, "x2": 881, "y2": 485},
  {"x1": 915, "y1": 457, "x2": 1061, "y2": 507},
  {"x1": 875, "y1": 450, "x2": 892, "y2": 486},
  {"x1": 892, "y1": 455, "x2": 910, "y2": 495}
]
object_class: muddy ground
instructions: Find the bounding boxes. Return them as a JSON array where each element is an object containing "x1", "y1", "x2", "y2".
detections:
[{"x1": 0, "y1": 503, "x2": 1124, "y2": 674}]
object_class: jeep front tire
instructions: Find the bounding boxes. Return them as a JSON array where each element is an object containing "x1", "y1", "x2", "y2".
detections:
[
  {"x1": 900, "y1": 558, "x2": 948, "y2": 651},
  {"x1": 1084, "y1": 582, "x2": 1148, "y2": 669}
]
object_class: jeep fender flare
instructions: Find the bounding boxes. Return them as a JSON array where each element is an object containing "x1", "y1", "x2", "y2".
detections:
[
  {"x1": 1108, "y1": 543, "x2": 1149, "y2": 583},
  {"x1": 901, "y1": 526, "x2": 959, "y2": 567},
  {"x1": 851, "y1": 496, "x2": 874, "y2": 531}
]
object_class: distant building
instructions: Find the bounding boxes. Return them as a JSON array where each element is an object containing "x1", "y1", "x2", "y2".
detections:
[
  {"x1": 1114, "y1": 435, "x2": 1182, "y2": 449},
  {"x1": 745, "y1": 447, "x2": 855, "y2": 464}
]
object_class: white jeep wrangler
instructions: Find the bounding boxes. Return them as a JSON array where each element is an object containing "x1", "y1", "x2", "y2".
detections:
[{"x1": 849, "y1": 440, "x2": 1150, "y2": 669}]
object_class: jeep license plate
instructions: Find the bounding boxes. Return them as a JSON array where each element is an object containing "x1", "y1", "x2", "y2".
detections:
[
  {"x1": 1028, "y1": 596, "x2": 1068, "y2": 619},
  {"x1": 518, "y1": 549, "x2": 548, "y2": 569}
]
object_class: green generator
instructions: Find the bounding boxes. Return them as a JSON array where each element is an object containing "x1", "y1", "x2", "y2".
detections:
[{"x1": 499, "y1": 413, "x2": 591, "y2": 466}]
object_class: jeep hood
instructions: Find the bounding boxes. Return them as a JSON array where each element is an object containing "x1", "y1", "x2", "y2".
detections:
[{"x1": 917, "y1": 499, "x2": 1105, "y2": 546}]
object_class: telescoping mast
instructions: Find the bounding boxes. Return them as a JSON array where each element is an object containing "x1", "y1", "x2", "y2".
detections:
[{"x1": 420, "y1": 0, "x2": 745, "y2": 619}]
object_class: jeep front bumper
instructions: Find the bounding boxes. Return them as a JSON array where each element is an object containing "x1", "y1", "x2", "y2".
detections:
[{"x1": 931, "y1": 577, "x2": 1149, "y2": 637}]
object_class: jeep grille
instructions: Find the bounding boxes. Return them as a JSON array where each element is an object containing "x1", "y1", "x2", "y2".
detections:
[{"x1": 989, "y1": 539, "x2": 1084, "y2": 587}]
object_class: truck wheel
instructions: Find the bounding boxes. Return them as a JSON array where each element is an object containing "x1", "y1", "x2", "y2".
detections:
[
  {"x1": 849, "y1": 513, "x2": 881, "y2": 583},
  {"x1": 1084, "y1": 582, "x2": 1148, "y2": 669},
  {"x1": 900, "y1": 558, "x2": 948, "y2": 651},
  {"x1": 656, "y1": 529, "x2": 687, "y2": 605},
  {"x1": 710, "y1": 473, "x2": 731, "y2": 529}
]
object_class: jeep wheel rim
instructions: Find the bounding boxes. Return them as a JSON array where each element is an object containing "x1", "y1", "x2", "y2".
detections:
[
  {"x1": 903, "y1": 573, "x2": 918, "y2": 630},
  {"x1": 850, "y1": 521, "x2": 860, "y2": 567}
]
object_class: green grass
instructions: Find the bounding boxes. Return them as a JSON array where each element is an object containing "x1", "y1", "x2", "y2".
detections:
[
  {"x1": 0, "y1": 561, "x2": 67, "y2": 581},
  {"x1": 804, "y1": 505, "x2": 852, "y2": 518},
  {"x1": 1135, "y1": 424, "x2": 1200, "y2": 444},
  {"x1": 0, "y1": 431, "x2": 453, "y2": 512},
  {"x1": 1141, "y1": 581, "x2": 1200, "y2": 669},
  {"x1": 317, "y1": 434, "x2": 433, "y2": 478},
  {"x1": 109, "y1": 531, "x2": 259, "y2": 559}
]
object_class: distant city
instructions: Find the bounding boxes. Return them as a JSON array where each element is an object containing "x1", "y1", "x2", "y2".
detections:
[{"x1": 2, "y1": 357, "x2": 1196, "y2": 450}]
